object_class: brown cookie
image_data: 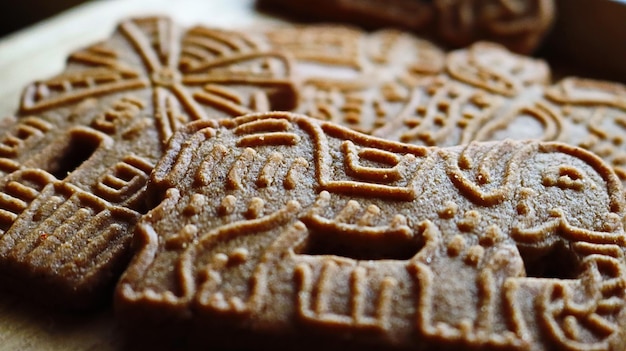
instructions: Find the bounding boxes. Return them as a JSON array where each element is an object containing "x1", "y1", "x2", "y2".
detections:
[
  {"x1": 371, "y1": 44, "x2": 626, "y2": 188},
  {"x1": 263, "y1": 25, "x2": 447, "y2": 134},
  {"x1": 0, "y1": 16, "x2": 297, "y2": 308},
  {"x1": 372, "y1": 41, "x2": 553, "y2": 145},
  {"x1": 260, "y1": 34, "x2": 550, "y2": 141},
  {"x1": 117, "y1": 111, "x2": 626, "y2": 351},
  {"x1": 257, "y1": 0, "x2": 555, "y2": 54}
]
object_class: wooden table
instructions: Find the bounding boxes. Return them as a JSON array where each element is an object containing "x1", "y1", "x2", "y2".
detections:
[{"x1": 0, "y1": 1, "x2": 282, "y2": 349}]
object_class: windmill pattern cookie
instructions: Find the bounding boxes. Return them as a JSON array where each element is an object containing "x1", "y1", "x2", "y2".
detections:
[
  {"x1": 257, "y1": 0, "x2": 554, "y2": 54},
  {"x1": 0, "y1": 16, "x2": 297, "y2": 308},
  {"x1": 117, "y1": 112, "x2": 626, "y2": 351}
]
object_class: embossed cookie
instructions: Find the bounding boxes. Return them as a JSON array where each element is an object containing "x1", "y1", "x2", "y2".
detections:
[
  {"x1": 0, "y1": 17, "x2": 297, "y2": 308},
  {"x1": 372, "y1": 40, "x2": 552, "y2": 145},
  {"x1": 263, "y1": 24, "x2": 447, "y2": 134},
  {"x1": 117, "y1": 112, "x2": 626, "y2": 351},
  {"x1": 372, "y1": 44, "x2": 626, "y2": 188},
  {"x1": 260, "y1": 33, "x2": 553, "y2": 142},
  {"x1": 257, "y1": 0, "x2": 555, "y2": 54}
]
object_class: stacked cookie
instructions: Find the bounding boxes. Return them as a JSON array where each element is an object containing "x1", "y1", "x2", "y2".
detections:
[
  {"x1": 257, "y1": 0, "x2": 555, "y2": 54},
  {"x1": 1, "y1": 14, "x2": 626, "y2": 351}
]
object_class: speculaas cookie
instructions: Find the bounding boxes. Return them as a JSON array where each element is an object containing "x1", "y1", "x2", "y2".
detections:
[
  {"x1": 371, "y1": 43, "x2": 626, "y2": 188},
  {"x1": 117, "y1": 111, "x2": 626, "y2": 351},
  {"x1": 260, "y1": 32, "x2": 551, "y2": 142},
  {"x1": 270, "y1": 34, "x2": 626, "y2": 189},
  {"x1": 0, "y1": 16, "x2": 297, "y2": 308},
  {"x1": 263, "y1": 24, "x2": 447, "y2": 134},
  {"x1": 257, "y1": 0, "x2": 555, "y2": 54}
]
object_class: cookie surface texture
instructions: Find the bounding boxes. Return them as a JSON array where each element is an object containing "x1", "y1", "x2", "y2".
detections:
[
  {"x1": 257, "y1": 0, "x2": 554, "y2": 54},
  {"x1": 261, "y1": 30, "x2": 626, "y2": 190},
  {"x1": 368, "y1": 43, "x2": 626, "y2": 189},
  {"x1": 0, "y1": 16, "x2": 297, "y2": 308},
  {"x1": 264, "y1": 25, "x2": 447, "y2": 134},
  {"x1": 371, "y1": 41, "x2": 552, "y2": 146},
  {"x1": 117, "y1": 111, "x2": 626, "y2": 351}
]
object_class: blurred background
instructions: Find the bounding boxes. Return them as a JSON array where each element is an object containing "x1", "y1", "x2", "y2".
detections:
[
  {"x1": 0, "y1": 0, "x2": 624, "y2": 83},
  {"x1": 0, "y1": 0, "x2": 89, "y2": 37}
]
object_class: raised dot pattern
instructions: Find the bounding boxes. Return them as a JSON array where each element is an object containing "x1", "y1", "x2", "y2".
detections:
[
  {"x1": 118, "y1": 112, "x2": 626, "y2": 351},
  {"x1": 262, "y1": 26, "x2": 626, "y2": 193},
  {"x1": 354, "y1": 41, "x2": 626, "y2": 193},
  {"x1": 0, "y1": 16, "x2": 299, "y2": 308},
  {"x1": 252, "y1": 25, "x2": 626, "y2": 194}
]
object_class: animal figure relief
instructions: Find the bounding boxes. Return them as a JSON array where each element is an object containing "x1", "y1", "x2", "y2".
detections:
[{"x1": 118, "y1": 112, "x2": 626, "y2": 351}]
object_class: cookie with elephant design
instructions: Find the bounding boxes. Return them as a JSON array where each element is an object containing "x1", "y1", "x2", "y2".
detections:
[{"x1": 117, "y1": 111, "x2": 626, "y2": 351}]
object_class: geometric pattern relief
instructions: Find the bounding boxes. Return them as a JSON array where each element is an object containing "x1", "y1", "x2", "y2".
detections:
[
  {"x1": 117, "y1": 112, "x2": 626, "y2": 351},
  {"x1": 1, "y1": 17, "x2": 625, "y2": 333},
  {"x1": 373, "y1": 46, "x2": 626, "y2": 191},
  {"x1": 274, "y1": 30, "x2": 626, "y2": 191},
  {"x1": 0, "y1": 16, "x2": 298, "y2": 309},
  {"x1": 265, "y1": 25, "x2": 447, "y2": 134}
]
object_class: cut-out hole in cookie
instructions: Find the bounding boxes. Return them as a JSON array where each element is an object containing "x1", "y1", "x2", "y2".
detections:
[
  {"x1": 0, "y1": 218, "x2": 12, "y2": 234},
  {"x1": 300, "y1": 225, "x2": 424, "y2": 261},
  {"x1": 43, "y1": 130, "x2": 102, "y2": 180},
  {"x1": 519, "y1": 242, "x2": 581, "y2": 279}
]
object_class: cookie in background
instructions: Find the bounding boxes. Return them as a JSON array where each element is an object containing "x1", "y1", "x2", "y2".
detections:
[
  {"x1": 117, "y1": 111, "x2": 626, "y2": 351},
  {"x1": 256, "y1": 0, "x2": 555, "y2": 54}
]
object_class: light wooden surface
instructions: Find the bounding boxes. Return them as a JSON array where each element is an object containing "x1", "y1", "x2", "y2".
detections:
[{"x1": 0, "y1": 1, "x2": 281, "y2": 350}]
